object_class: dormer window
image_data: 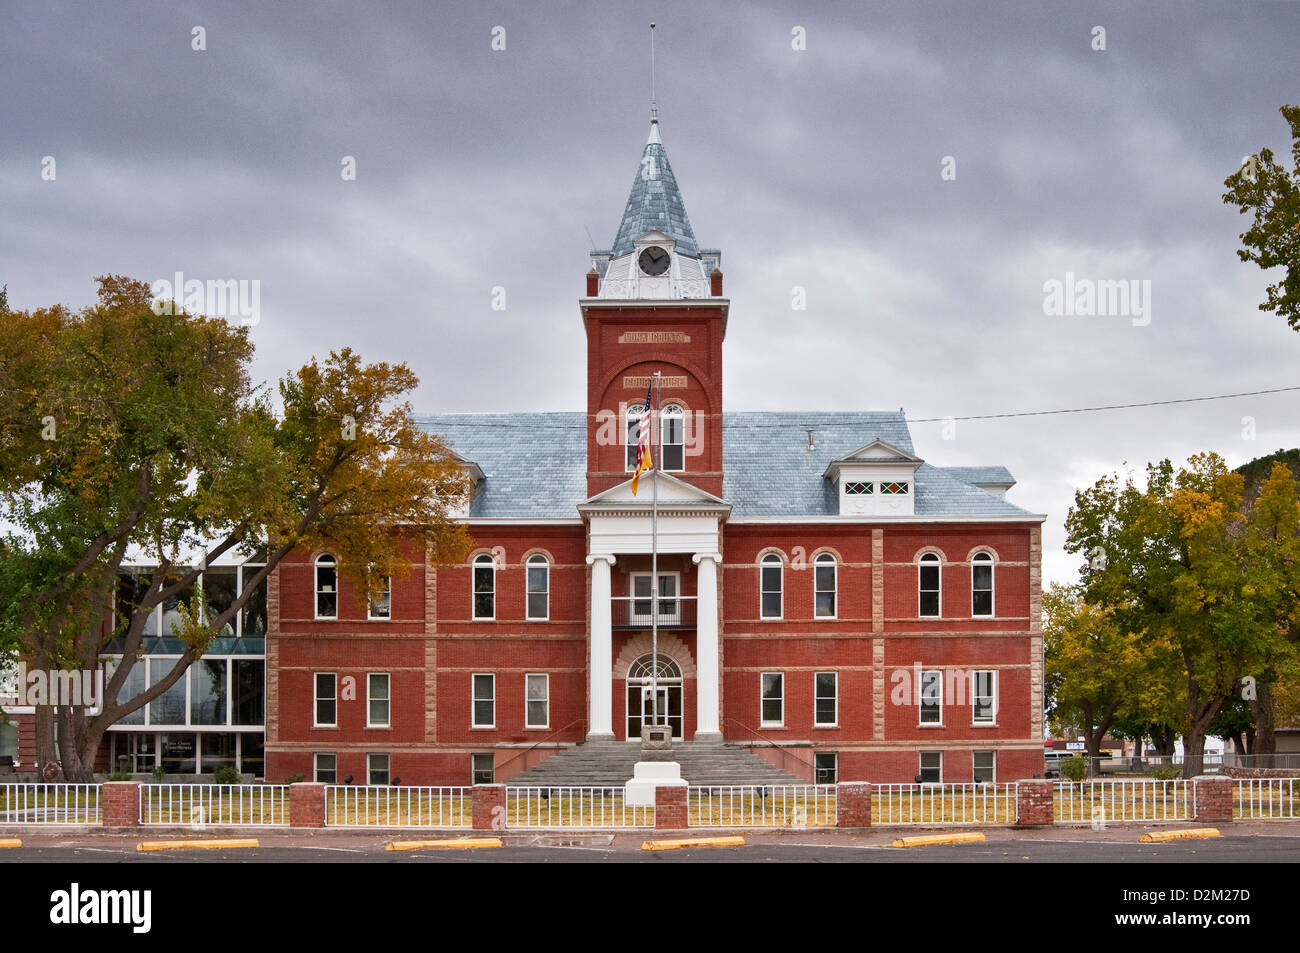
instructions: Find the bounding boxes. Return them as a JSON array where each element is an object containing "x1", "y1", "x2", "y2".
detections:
[
  {"x1": 845, "y1": 481, "x2": 873, "y2": 495},
  {"x1": 880, "y1": 481, "x2": 910, "y2": 495}
]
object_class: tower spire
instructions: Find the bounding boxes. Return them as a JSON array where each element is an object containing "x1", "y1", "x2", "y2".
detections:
[{"x1": 649, "y1": 23, "x2": 658, "y2": 124}]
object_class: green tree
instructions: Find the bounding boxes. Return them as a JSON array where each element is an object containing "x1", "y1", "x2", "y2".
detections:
[
  {"x1": 1223, "y1": 105, "x2": 1300, "y2": 331},
  {"x1": 0, "y1": 276, "x2": 473, "y2": 780},
  {"x1": 1065, "y1": 454, "x2": 1280, "y2": 777}
]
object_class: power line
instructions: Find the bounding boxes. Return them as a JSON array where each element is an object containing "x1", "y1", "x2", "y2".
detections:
[{"x1": 904, "y1": 385, "x2": 1300, "y2": 424}]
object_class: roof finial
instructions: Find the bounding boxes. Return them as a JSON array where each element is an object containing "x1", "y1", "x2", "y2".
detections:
[{"x1": 649, "y1": 23, "x2": 658, "y2": 124}]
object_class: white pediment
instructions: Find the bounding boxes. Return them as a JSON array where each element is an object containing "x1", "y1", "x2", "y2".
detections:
[{"x1": 581, "y1": 470, "x2": 726, "y2": 508}]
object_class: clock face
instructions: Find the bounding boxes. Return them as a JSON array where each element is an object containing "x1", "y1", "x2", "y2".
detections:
[{"x1": 638, "y1": 246, "x2": 671, "y2": 277}]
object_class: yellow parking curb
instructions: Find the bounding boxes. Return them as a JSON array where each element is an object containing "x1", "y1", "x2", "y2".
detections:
[
  {"x1": 1140, "y1": 828, "x2": 1220, "y2": 843},
  {"x1": 641, "y1": 836, "x2": 746, "y2": 851},
  {"x1": 137, "y1": 839, "x2": 259, "y2": 852},
  {"x1": 892, "y1": 832, "x2": 987, "y2": 848},
  {"x1": 386, "y1": 838, "x2": 503, "y2": 851},
  {"x1": 0, "y1": 839, "x2": 21, "y2": 849}
]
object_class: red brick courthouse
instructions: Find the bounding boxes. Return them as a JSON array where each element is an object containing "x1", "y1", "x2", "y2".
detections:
[{"x1": 264, "y1": 119, "x2": 1047, "y2": 787}]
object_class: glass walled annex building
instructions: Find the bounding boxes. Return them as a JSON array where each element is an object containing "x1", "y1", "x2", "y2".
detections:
[{"x1": 104, "y1": 554, "x2": 267, "y2": 777}]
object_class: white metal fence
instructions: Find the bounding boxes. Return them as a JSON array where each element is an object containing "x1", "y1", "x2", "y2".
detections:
[
  {"x1": 688, "y1": 785, "x2": 836, "y2": 827},
  {"x1": 1054, "y1": 779, "x2": 1191, "y2": 823},
  {"x1": 506, "y1": 786, "x2": 653, "y2": 829},
  {"x1": 0, "y1": 783, "x2": 100, "y2": 825},
  {"x1": 326, "y1": 786, "x2": 471, "y2": 828},
  {"x1": 1234, "y1": 778, "x2": 1300, "y2": 820},
  {"x1": 874, "y1": 783, "x2": 1016, "y2": 826},
  {"x1": 139, "y1": 784, "x2": 288, "y2": 826}
]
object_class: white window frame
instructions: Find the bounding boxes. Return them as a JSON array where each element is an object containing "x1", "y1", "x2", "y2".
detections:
[
  {"x1": 629, "y1": 571, "x2": 681, "y2": 625},
  {"x1": 367, "y1": 672, "x2": 391, "y2": 728},
  {"x1": 367, "y1": 575, "x2": 391, "y2": 621},
  {"x1": 625, "y1": 403, "x2": 647, "y2": 471},
  {"x1": 472, "y1": 673, "x2": 495, "y2": 729},
  {"x1": 367, "y1": 752, "x2": 389, "y2": 786},
  {"x1": 814, "y1": 751, "x2": 838, "y2": 785},
  {"x1": 813, "y1": 553, "x2": 837, "y2": 620},
  {"x1": 315, "y1": 554, "x2": 338, "y2": 620},
  {"x1": 759, "y1": 553, "x2": 783, "y2": 620},
  {"x1": 472, "y1": 553, "x2": 496, "y2": 621},
  {"x1": 972, "y1": 670, "x2": 997, "y2": 725},
  {"x1": 918, "y1": 553, "x2": 941, "y2": 618},
  {"x1": 472, "y1": 753, "x2": 495, "y2": 785},
  {"x1": 525, "y1": 555, "x2": 549, "y2": 621},
  {"x1": 919, "y1": 750, "x2": 943, "y2": 784},
  {"x1": 660, "y1": 404, "x2": 685, "y2": 472},
  {"x1": 760, "y1": 672, "x2": 784, "y2": 727},
  {"x1": 314, "y1": 752, "x2": 337, "y2": 784},
  {"x1": 314, "y1": 672, "x2": 337, "y2": 728},
  {"x1": 814, "y1": 671, "x2": 838, "y2": 727},
  {"x1": 919, "y1": 668, "x2": 942, "y2": 726},
  {"x1": 971, "y1": 552, "x2": 995, "y2": 618},
  {"x1": 973, "y1": 750, "x2": 996, "y2": 784},
  {"x1": 525, "y1": 673, "x2": 549, "y2": 729}
]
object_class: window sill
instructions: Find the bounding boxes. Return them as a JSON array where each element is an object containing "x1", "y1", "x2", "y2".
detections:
[
  {"x1": 759, "y1": 723, "x2": 785, "y2": 730},
  {"x1": 972, "y1": 722, "x2": 999, "y2": 728},
  {"x1": 365, "y1": 725, "x2": 393, "y2": 731},
  {"x1": 313, "y1": 725, "x2": 339, "y2": 730},
  {"x1": 813, "y1": 724, "x2": 839, "y2": 730},
  {"x1": 917, "y1": 723, "x2": 945, "y2": 729},
  {"x1": 524, "y1": 726, "x2": 550, "y2": 732},
  {"x1": 470, "y1": 726, "x2": 497, "y2": 731}
]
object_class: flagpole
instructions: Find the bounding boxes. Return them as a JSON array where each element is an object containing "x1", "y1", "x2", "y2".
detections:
[{"x1": 650, "y1": 370, "x2": 661, "y2": 729}]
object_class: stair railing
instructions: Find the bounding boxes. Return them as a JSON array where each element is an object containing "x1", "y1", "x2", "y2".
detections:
[
  {"x1": 723, "y1": 717, "x2": 818, "y2": 781},
  {"x1": 493, "y1": 718, "x2": 587, "y2": 780}
]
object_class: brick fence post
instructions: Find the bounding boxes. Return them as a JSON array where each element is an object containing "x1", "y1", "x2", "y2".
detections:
[
  {"x1": 1015, "y1": 779, "x2": 1055, "y2": 827},
  {"x1": 1193, "y1": 776, "x2": 1234, "y2": 823},
  {"x1": 654, "y1": 785, "x2": 688, "y2": 831},
  {"x1": 289, "y1": 782, "x2": 327, "y2": 828},
  {"x1": 472, "y1": 784, "x2": 506, "y2": 831},
  {"x1": 835, "y1": 782, "x2": 872, "y2": 828},
  {"x1": 100, "y1": 781, "x2": 141, "y2": 828}
]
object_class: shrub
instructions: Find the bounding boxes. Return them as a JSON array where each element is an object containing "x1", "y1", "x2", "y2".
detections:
[
  {"x1": 212, "y1": 766, "x2": 240, "y2": 785},
  {"x1": 285, "y1": 773, "x2": 305, "y2": 784},
  {"x1": 1060, "y1": 755, "x2": 1090, "y2": 783},
  {"x1": 1150, "y1": 765, "x2": 1181, "y2": 782},
  {"x1": 151, "y1": 765, "x2": 166, "y2": 781},
  {"x1": 106, "y1": 771, "x2": 132, "y2": 782}
]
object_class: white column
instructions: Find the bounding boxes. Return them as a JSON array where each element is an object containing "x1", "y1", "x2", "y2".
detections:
[
  {"x1": 692, "y1": 552, "x2": 722, "y2": 741},
  {"x1": 586, "y1": 553, "x2": 616, "y2": 740}
]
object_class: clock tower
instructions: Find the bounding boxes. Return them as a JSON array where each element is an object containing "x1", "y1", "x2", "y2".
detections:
[{"x1": 583, "y1": 117, "x2": 728, "y2": 498}]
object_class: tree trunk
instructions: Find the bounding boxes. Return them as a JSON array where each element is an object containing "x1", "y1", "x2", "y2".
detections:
[
  {"x1": 34, "y1": 705, "x2": 58, "y2": 776},
  {"x1": 1182, "y1": 731, "x2": 1206, "y2": 779},
  {"x1": 55, "y1": 706, "x2": 101, "y2": 783},
  {"x1": 1247, "y1": 682, "x2": 1276, "y2": 756}
]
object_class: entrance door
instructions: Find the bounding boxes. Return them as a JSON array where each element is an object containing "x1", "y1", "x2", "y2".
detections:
[
  {"x1": 625, "y1": 682, "x2": 684, "y2": 741},
  {"x1": 630, "y1": 573, "x2": 680, "y2": 626}
]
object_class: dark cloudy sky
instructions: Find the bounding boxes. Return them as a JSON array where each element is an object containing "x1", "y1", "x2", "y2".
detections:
[{"x1": 3, "y1": 1, "x2": 1299, "y2": 584}]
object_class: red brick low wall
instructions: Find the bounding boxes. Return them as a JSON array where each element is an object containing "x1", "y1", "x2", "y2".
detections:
[
  {"x1": 472, "y1": 785, "x2": 506, "y2": 831},
  {"x1": 289, "y1": 783, "x2": 326, "y2": 828},
  {"x1": 654, "y1": 785, "x2": 688, "y2": 830},
  {"x1": 1193, "y1": 777, "x2": 1234, "y2": 823},
  {"x1": 1015, "y1": 779, "x2": 1054, "y2": 826},
  {"x1": 100, "y1": 781, "x2": 140, "y2": 827},
  {"x1": 836, "y1": 782, "x2": 872, "y2": 827}
]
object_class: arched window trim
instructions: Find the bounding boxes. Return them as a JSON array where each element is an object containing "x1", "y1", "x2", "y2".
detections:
[
  {"x1": 971, "y1": 551, "x2": 995, "y2": 618},
  {"x1": 918, "y1": 551, "x2": 941, "y2": 619},
  {"x1": 315, "y1": 554, "x2": 338, "y2": 620},
  {"x1": 759, "y1": 552, "x2": 783, "y2": 620},
  {"x1": 660, "y1": 403, "x2": 685, "y2": 472}
]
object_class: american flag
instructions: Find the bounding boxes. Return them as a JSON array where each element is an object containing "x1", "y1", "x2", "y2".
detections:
[{"x1": 630, "y1": 377, "x2": 654, "y2": 494}]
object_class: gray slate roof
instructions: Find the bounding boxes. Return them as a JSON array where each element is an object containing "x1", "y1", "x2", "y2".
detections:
[
  {"x1": 610, "y1": 122, "x2": 700, "y2": 258},
  {"x1": 414, "y1": 412, "x2": 1035, "y2": 520},
  {"x1": 944, "y1": 466, "x2": 1016, "y2": 486}
]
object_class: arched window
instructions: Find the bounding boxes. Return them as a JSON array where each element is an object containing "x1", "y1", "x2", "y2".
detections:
[
  {"x1": 971, "y1": 552, "x2": 994, "y2": 617},
  {"x1": 918, "y1": 553, "x2": 941, "y2": 618},
  {"x1": 814, "y1": 553, "x2": 837, "y2": 619},
  {"x1": 760, "y1": 553, "x2": 783, "y2": 619},
  {"x1": 472, "y1": 553, "x2": 496, "y2": 620},
  {"x1": 625, "y1": 404, "x2": 647, "y2": 471},
  {"x1": 627, "y1": 654, "x2": 683, "y2": 681},
  {"x1": 526, "y1": 554, "x2": 549, "y2": 621},
  {"x1": 315, "y1": 555, "x2": 337, "y2": 619},
  {"x1": 661, "y1": 404, "x2": 685, "y2": 471}
]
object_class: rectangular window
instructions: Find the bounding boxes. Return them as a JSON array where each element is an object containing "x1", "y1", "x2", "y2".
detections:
[
  {"x1": 843, "y1": 481, "x2": 873, "y2": 495},
  {"x1": 233, "y1": 659, "x2": 265, "y2": 726},
  {"x1": 472, "y1": 673, "x2": 495, "y2": 728},
  {"x1": 525, "y1": 674, "x2": 549, "y2": 729},
  {"x1": 368, "y1": 576, "x2": 391, "y2": 620},
  {"x1": 315, "y1": 672, "x2": 337, "y2": 727},
  {"x1": 814, "y1": 557, "x2": 837, "y2": 619},
  {"x1": 314, "y1": 753, "x2": 337, "y2": 784},
  {"x1": 972, "y1": 557, "x2": 994, "y2": 617},
  {"x1": 814, "y1": 752, "x2": 838, "y2": 785},
  {"x1": 973, "y1": 670, "x2": 996, "y2": 724},
  {"x1": 148, "y1": 657, "x2": 187, "y2": 725},
  {"x1": 316, "y1": 559, "x2": 337, "y2": 619},
  {"x1": 472, "y1": 557, "x2": 495, "y2": 620},
  {"x1": 368, "y1": 673, "x2": 390, "y2": 728},
  {"x1": 761, "y1": 672, "x2": 784, "y2": 727},
  {"x1": 472, "y1": 753, "x2": 495, "y2": 785},
  {"x1": 920, "y1": 751, "x2": 943, "y2": 784},
  {"x1": 880, "y1": 481, "x2": 910, "y2": 495},
  {"x1": 661, "y1": 410, "x2": 684, "y2": 471},
  {"x1": 367, "y1": 753, "x2": 389, "y2": 786},
  {"x1": 814, "y1": 672, "x2": 837, "y2": 727},
  {"x1": 973, "y1": 751, "x2": 996, "y2": 784},
  {"x1": 189, "y1": 659, "x2": 228, "y2": 726},
  {"x1": 920, "y1": 669, "x2": 942, "y2": 725},
  {"x1": 239, "y1": 564, "x2": 268, "y2": 638}
]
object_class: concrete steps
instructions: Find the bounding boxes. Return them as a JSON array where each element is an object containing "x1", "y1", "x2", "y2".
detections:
[{"x1": 504, "y1": 740, "x2": 809, "y2": 787}]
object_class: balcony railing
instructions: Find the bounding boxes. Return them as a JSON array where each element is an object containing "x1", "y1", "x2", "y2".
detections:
[{"x1": 611, "y1": 595, "x2": 697, "y2": 630}]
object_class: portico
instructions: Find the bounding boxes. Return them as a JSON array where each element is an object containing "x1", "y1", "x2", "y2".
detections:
[{"x1": 579, "y1": 471, "x2": 728, "y2": 742}]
